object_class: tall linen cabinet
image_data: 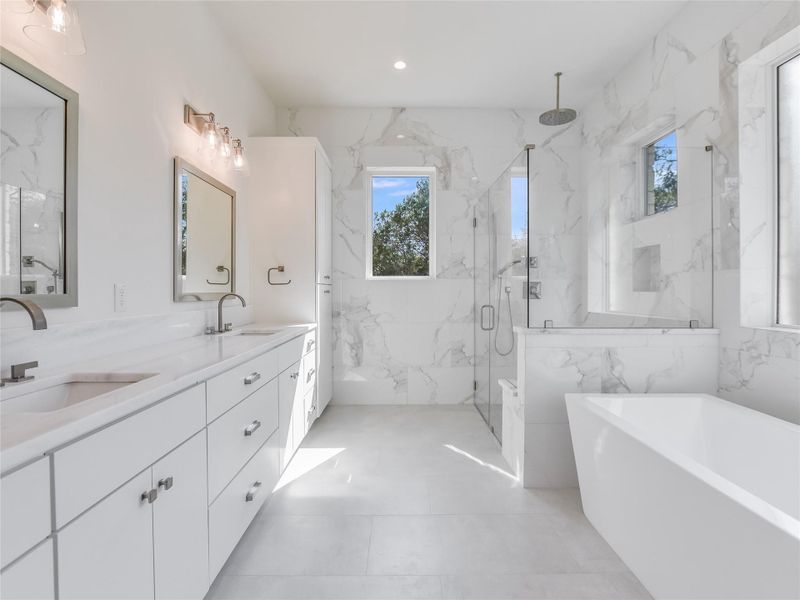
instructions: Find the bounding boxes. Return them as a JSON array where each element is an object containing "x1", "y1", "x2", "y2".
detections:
[{"x1": 246, "y1": 137, "x2": 333, "y2": 419}]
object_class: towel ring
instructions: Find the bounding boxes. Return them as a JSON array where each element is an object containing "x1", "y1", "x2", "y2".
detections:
[
  {"x1": 267, "y1": 265, "x2": 291, "y2": 286},
  {"x1": 206, "y1": 265, "x2": 231, "y2": 285}
]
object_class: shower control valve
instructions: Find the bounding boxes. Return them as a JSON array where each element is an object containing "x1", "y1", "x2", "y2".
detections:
[{"x1": 526, "y1": 282, "x2": 542, "y2": 300}]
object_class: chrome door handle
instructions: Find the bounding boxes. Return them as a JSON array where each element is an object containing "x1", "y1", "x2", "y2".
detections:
[
  {"x1": 244, "y1": 372, "x2": 261, "y2": 385},
  {"x1": 141, "y1": 489, "x2": 158, "y2": 504},
  {"x1": 245, "y1": 481, "x2": 262, "y2": 502},
  {"x1": 158, "y1": 476, "x2": 174, "y2": 491},
  {"x1": 244, "y1": 420, "x2": 262, "y2": 436},
  {"x1": 480, "y1": 304, "x2": 495, "y2": 331},
  {"x1": 306, "y1": 368, "x2": 315, "y2": 382}
]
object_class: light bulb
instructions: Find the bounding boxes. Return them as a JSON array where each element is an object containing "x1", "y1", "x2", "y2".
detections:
[
  {"x1": 204, "y1": 120, "x2": 218, "y2": 149},
  {"x1": 219, "y1": 127, "x2": 232, "y2": 158},
  {"x1": 232, "y1": 140, "x2": 245, "y2": 171},
  {"x1": 47, "y1": 0, "x2": 68, "y2": 33}
]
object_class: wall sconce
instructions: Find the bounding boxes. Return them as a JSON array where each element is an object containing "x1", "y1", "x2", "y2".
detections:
[
  {"x1": 17, "y1": 0, "x2": 86, "y2": 56},
  {"x1": 184, "y1": 104, "x2": 245, "y2": 171}
]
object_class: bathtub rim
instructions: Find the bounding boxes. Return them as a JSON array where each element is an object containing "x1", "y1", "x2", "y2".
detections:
[{"x1": 565, "y1": 392, "x2": 800, "y2": 539}]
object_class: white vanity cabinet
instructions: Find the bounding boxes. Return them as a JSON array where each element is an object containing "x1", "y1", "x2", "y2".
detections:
[{"x1": 0, "y1": 539, "x2": 55, "y2": 600}]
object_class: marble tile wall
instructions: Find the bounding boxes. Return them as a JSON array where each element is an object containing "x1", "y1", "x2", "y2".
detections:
[
  {"x1": 277, "y1": 108, "x2": 576, "y2": 404},
  {"x1": 516, "y1": 328, "x2": 720, "y2": 487},
  {"x1": 578, "y1": 0, "x2": 800, "y2": 423}
]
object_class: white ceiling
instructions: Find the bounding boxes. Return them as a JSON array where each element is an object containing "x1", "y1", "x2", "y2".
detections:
[{"x1": 209, "y1": 1, "x2": 688, "y2": 109}]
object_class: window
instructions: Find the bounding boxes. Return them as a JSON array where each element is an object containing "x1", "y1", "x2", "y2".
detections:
[
  {"x1": 366, "y1": 168, "x2": 435, "y2": 278},
  {"x1": 776, "y1": 53, "x2": 800, "y2": 326},
  {"x1": 511, "y1": 175, "x2": 528, "y2": 240},
  {"x1": 644, "y1": 131, "x2": 678, "y2": 215}
]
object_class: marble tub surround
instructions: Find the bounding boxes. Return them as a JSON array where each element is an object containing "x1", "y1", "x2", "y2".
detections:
[
  {"x1": 515, "y1": 328, "x2": 720, "y2": 488},
  {"x1": 278, "y1": 107, "x2": 578, "y2": 405},
  {"x1": 0, "y1": 323, "x2": 314, "y2": 471},
  {"x1": 573, "y1": 0, "x2": 800, "y2": 423}
]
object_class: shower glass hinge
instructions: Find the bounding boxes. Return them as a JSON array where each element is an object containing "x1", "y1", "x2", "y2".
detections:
[
  {"x1": 689, "y1": 319, "x2": 700, "y2": 328},
  {"x1": 543, "y1": 319, "x2": 554, "y2": 328},
  {"x1": 704, "y1": 145, "x2": 713, "y2": 152},
  {"x1": 473, "y1": 380, "x2": 477, "y2": 391},
  {"x1": 473, "y1": 217, "x2": 477, "y2": 228}
]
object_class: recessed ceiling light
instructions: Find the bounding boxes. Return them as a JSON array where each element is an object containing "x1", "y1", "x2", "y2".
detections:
[
  {"x1": 393, "y1": 60, "x2": 407, "y2": 70},
  {"x1": 396, "y1": 134, "x2": 405, "y2": 139}
]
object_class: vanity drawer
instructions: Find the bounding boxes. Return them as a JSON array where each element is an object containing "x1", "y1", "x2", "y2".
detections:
[
  {"x1": 0, "y1": 538, "x2": 55, "y2": 600},
  {"x1": 278, "y1": 329, "x2": 315, "y2": 373},
  {"x1": 208, "y1": 440, "x2": 279, "y2": 580},
  {"x1": 302, "y1": 350, "x2": 317, "y2": 397},
  {"x1": 207, "y1": 350, "x2": 278, "y2": 422},
  {"x1": 53, "y1": 385, "x2": 205, "y2": 528},
  {"x1": 207, "y1": 379, "x2": 279, "y2": 502},
  {"x1": 1, "y1": 458, "x2": 51, "y2": 569}
]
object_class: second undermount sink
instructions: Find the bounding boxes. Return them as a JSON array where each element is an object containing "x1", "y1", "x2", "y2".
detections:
[{"x1": 0, "y1": 373, "x2": 156, "y2": 415}]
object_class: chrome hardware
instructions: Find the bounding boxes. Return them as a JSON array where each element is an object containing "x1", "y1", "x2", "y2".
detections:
[
  {"x1": 323, "y1": 289, "x2": 331, "y2": 294},
  {"x1": 158, "y1": 476, "x2": 174, "y2": 491},
  {"x1": 205, "y1": 326, "x2": 217, "y2": 335},
  {"x1": 3, "y1": 361, "x2": 39, "y2": 384},
  {"x1": 224, "y1": 322, "x2": 233, "y2": 332},
  {"x1": 323, "y1": 275, "x2": 331, "y2": 280},
  {"x1": 244, "y1": 372, "x2": 261, "y2": 385},
  {"x1": 267, "y1": 265, "x2": 291, "y2": 286},
  {"x1": 244, "y1": 420, "x2": 262, "y2": 436},
  {"x1": 206, "y1": 265, "x2": 231, "y2": 286},
  {"x1": 480, "y1": 304, "x2": 495, "y2": 331},
  {"x1": 217, "y1": 293, "x2": 246, "y2": 333},
  {"x1": 245, "y1": 481, "x2": 262, "y2": 502},
  {"x1": 306, "y1": 339, "x2": 316, "y2": 352},
  {"x1": 289, "y1": 371, "x2": 299, "y2": 380},
  {"x1": 689, "y1": 319, "x2": 700, "y2": 329},
  {"x1": 141, "y1": 489, "x2": 158, "y2": 504},
  {"x1": 543, "y1": 319, "x2": 554, "y2": 328},
  {"x1": 528, "y1": 256, "x2": 539, "y2": 268},
  {"x1": 306, "y1": 368, "x2": 316, "y2": 382},
  {"x1": 527, "y1": 282, "x2": 542, "y2": 300}
]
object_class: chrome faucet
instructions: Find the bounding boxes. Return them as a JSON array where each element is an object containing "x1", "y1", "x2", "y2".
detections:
[
  {"x1": 0, "y1": 297, "x2": 48, "y2": 330},
  {"x1": 216, "y1": 293, "x2": 246, "y2": 333},
  {"x1": 1, "y1": 297, "x2": 47, "y2": 386}
]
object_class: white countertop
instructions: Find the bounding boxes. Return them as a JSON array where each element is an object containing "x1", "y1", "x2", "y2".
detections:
[
  {"x1": 514, "y1": 326, "x2": 720, "y2": 335},
  {"x1": 0, "y1": 323, "x2": 315, "y2": 472}
]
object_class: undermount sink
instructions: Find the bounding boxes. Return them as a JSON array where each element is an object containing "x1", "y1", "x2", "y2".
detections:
[
  {"x1": 0, "y1": 373, "x2": 156, "y2": 415},
  {"x1": 237, "y1": 329, "x2": 279, "y2": 336}
]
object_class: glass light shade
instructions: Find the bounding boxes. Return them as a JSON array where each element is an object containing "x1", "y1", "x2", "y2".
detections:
[
  {"x1": 232, "y1": 146, "x2": 246, "y2": 171},
  {"x1": 220, "y1": 128, "x2": 232, "y2": 159},
  {"x1": 22, "y1": 0, "x2": 86, "y2": 55},
  {"x1": 204, "y1": 120, "x2": 219, "y2": 149}
]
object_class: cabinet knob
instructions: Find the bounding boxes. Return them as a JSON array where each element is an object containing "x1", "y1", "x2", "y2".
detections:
[
  {"x1": 289, "y1": 372, "x2": 299, "y2": 380},
  {"x1": 141, "y1": 489, "x2": 158, "y2": 504},
  {"x1": 245, "y1": 481, "x2": 262, "y2": 502},
  {"x1": 243, "y1": 419, "x2": 262, "y2": 436},
  {"x1": 158, "y1": 476, "x2": 174, "y2": 491},
  {"x1": 244, "y1": 372, "x2": 261, "y2": 385}
]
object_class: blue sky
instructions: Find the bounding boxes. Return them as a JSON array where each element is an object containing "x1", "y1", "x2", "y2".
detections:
[
  {"x1": 372, "y1": 176, "x2": 425, "y2": 216},
  {"x1": 511, "y1": 176, "x2": 527, "y2": 239}
]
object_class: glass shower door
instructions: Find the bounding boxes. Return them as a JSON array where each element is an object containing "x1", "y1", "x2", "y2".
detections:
[{"x1": 473, "y1": 150, "x2": 528, "y2": 443}]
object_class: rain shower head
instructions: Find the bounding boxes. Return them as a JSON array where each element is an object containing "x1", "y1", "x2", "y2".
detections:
[{"x1": 539, "y1": 72, "x2": 577, "y2": 126}]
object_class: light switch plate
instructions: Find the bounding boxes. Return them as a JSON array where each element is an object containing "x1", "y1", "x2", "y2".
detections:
[{"x1": 114, "y1": 283, "x2": 128, "y2": 312}]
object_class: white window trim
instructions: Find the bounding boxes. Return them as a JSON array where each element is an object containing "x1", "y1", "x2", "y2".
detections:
[
  {"x1": 365, "y1": 166, "x2": 436, "y2": 280},
  {"x1": 739, "y1": 26, "x2": 800, "y2": 331}
]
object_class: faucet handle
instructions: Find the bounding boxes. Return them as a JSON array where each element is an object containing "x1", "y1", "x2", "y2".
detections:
[
  {"x1": 5, "y1": 361, "x2": 38, "y2": 384},
  {"x1": 224, "y1": 322, "x2": 233, "y2": 332}
]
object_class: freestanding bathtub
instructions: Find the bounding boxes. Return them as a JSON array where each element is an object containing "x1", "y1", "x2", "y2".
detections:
[{"x1": 566, "y1": 393, "x2": 800, "y2": 600}]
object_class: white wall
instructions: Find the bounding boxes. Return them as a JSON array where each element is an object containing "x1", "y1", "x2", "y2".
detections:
[{"x1": 1, "y1": 2, "x2": 277, "y2": 370}]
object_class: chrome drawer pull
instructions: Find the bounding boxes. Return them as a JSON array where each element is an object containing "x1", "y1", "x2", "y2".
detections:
[
  {"x1": 244, "y1": 420, "x2": 262, "y2": 436},
  {"x1": 306, "y1": 339, "x2": 316, "y2": 351},
  {"x1": 306, "y1": 368, "x2": 316, "y2": 382},
  {"x1": 158, "y1": 476, "x2": 174, "y2": 491},
  {"x1": 141, "y1": 489, "x2": 158, "y2": 504},
  {"x1": 244, "y1": 372, "x2": 261, "y2": 385},
  {"x1": 245, "y1": 481, "x2": 262, "y2": 502}
]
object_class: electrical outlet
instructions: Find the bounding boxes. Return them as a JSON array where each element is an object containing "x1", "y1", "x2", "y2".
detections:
[{"x1": 114, "y1": 284, "x2": 128, "y2": 312}]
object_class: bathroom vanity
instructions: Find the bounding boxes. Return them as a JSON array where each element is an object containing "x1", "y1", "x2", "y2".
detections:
[{"x1": 0, "y1": 325, "x2": 318, "y2": 599}]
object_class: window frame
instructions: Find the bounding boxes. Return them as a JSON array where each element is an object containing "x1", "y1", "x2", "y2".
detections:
[
  {"x1": 642, "y1": 129, "x2": 678, "y2": 217},
  {"x1": 365, "y1": 166, "x2": 437, "y2": 280},
  {"x1": 774, "y1": 51, "x2": 800, "y2": 328}
]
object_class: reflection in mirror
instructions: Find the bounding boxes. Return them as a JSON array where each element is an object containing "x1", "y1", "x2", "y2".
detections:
[
  {"x1": 0, "y1": 49, "x2": 77, "y2": 307},
  {"x1": 174, "y1": 158, "x2": 235, "y2": 302}
]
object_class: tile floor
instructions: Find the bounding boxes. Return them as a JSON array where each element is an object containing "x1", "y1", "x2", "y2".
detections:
[{"x1": 207, "y1": 405, "x2": 651, "y2": 600}]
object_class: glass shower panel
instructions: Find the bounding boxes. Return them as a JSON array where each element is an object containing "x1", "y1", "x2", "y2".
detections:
[
  {"x1": 474, "y1": 150, "x2": 528, "y2": 442},
  {"x1": 527, "y1": 142, "x2": 714, "y2": 328}
]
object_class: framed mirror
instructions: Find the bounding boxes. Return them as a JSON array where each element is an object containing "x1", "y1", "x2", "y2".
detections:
[
  {"x1": 173, "y1": 157, "x2": 236, "y2": 302},
  {"x1": 0, "y1": 47, "x2": 78, "y2": 307}
]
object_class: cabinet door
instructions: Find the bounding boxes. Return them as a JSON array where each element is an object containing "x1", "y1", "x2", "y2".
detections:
[
  {"x1": 315, "y1": 150, "x2": 332, "y2": 283},
  {"x1": 0, "y1": 539, "x2": 55, "y2": 600},
  {"x1": 153, "y1": 432, "x2": 209, "y2": 600},
  {"x1": 317, "y1": 286, "x2": 333, "y2": 415},
  {"x1": 58, "y1": 470, "x2": 154, "y2": 600},
  {"x1": 278, "y1": 362, "x2": 301, "y2": 470}
]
